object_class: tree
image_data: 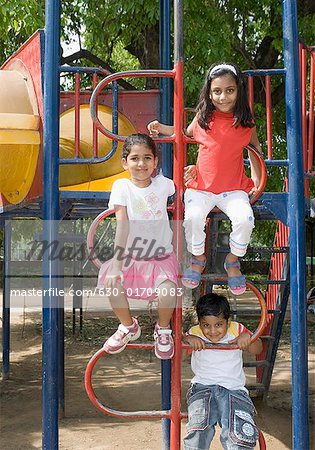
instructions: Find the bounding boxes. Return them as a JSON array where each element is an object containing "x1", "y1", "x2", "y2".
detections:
[
  {"x1": 0, "y1": 0, "x2": 45, "y2": 64},
  {"x1": 2, "y1": 1, "x2": 314, "y2": 96}
]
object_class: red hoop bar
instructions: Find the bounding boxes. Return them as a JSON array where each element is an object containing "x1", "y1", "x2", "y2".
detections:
[{"x1": 89, "y1": 70, "x2": 176, "y2": 143}]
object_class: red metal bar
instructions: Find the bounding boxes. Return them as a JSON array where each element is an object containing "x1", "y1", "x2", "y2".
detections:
[
  {"x1": 301, "y1": 47, "x2": 309, "y2": 195},
  {"x1": 258, "y1": 215, "x2": 289, "y2": 385},
  {"x1": 308, "y1": 52, "x2": 314, "y2": 172},
  {"x1": 171, "y1": 57, "x2": 185, "y2": 450},
  {"x1": 299, "y1": 41, "x2": 302, "y2": 79},
  {"x1": 92, "y1": 72, "x2": 98, "y2": 157},
  {"x1": 89, "y1": 69, "x2": 175, "y2": 143},
  {"x1": 265, "y1": 76, "x2": 273, "y2": 159},
  {"x1": 301, "y1": 47, "x2": 307, "y2": 167},
  {"x1": 259, "y1": 430, "x2": 267, "y2": 450},
  {"x1": 84, "y1": 346, "x2": 170, "y2": 419},
  {"x1": 74, "y1": 73, "x2": 80, "y2": 158}
]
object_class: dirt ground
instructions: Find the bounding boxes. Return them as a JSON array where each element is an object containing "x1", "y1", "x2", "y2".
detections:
[{"x1": 1, "y1": 309, "x2": 314, "y2": 450}]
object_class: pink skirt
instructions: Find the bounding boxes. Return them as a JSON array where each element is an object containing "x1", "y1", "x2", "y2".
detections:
[{"x1": 97, "y1": 252, "x2": 179, "y2": 300}]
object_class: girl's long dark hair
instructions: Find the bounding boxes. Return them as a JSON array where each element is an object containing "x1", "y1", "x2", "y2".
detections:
[{"x1": 196, "y1": 61, "x2": 254, "y2": 130}]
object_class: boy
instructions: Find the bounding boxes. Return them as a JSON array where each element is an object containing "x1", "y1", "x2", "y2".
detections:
[{"x1": 183, "y1": 293, "x2": 263, "y2": 450}]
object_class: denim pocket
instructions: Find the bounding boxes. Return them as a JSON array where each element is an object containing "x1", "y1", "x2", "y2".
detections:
[
  {"x1": 228, "y1": 391, "x2": 259, "y2": 448},
  {"x1": 186, "y1": 387, "x2": 211, "y2": 433}
]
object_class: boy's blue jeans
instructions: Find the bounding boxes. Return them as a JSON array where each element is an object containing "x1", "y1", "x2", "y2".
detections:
[{"x1": 183, "y1": 384, "x2": 259, "y2": 450}]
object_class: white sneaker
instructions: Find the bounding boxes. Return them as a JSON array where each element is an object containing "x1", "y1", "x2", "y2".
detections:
[
  {"x1": 104, "y1": 318, "x2": 141, "y2": 354},
  {"x1": 154, "y1": 324, "x2": 174, "y2": 360}
]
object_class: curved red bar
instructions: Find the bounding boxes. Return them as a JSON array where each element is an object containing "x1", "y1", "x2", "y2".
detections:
[
  {"x1": 87, "y1": 208, "x2": 115, "y2": 269},
  {"x1": 89, "y1": 69, "x2": 176, "y2": 142},
  {"x1": 85, "y1": 279, "x2": 266, "y2": 418},
  {"x1": 259, "y1": 430, "x2": 267, "y2": 449},
  {"x1": 84, "y1": 346, "x2": 170, "y2": 419}
]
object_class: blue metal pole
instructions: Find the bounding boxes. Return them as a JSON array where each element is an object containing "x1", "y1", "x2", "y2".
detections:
[
  {"x1": 58, "y1": 261, "x2": 65, "y2": 417},
  {"x1": 160, "y1": 0, "x2": 173, "y2": 178},
  {"x1": 2, "y1": 220, "x2": 11, "y2": 379},
  {"x1": 160, "y1": 2, "x2": 172, "y2": 449},
  {"x1": 42, "y1": 0, "x2": 61, "y2": 448},
  {"x1": 282, "y1": 1, "x2": 309, "y2": 449}
]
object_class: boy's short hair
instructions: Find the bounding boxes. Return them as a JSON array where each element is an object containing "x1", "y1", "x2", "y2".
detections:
[{"x1": 196, "y1": 293, "x2": 230, "y2": 321}]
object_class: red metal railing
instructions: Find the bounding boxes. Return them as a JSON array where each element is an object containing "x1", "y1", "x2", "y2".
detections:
[
  {"x1": 59, "y1": 67, "x2": 117, "y2": 164},
  {"x1": 245, "y1": 69, "x2": 286, "y2": 162},
  {"x1": 299, "y1": 41, "x2": 315, "y2": 195},
  {"x1": 85, "y1": 208, "x2": 267, "y2": 447}
]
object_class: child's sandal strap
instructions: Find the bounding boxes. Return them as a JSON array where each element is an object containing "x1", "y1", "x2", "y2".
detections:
[
  {"x1": 224, "y1": 260, "x2": 240, "y2": 270},
  {"x1": 191, "y1": 258, "x2": 206, "y2": 267},
  {"x1": 182, "y1": 269, "x2": 202, "y2": 288}
]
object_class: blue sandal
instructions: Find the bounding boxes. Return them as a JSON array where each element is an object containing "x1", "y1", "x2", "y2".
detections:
[
  {"x1": 224, "y1": 260, "x2": 246, "y2": 295},
  {"x1": 182, "y1": 258, "x2": 206, "y2": 289}
]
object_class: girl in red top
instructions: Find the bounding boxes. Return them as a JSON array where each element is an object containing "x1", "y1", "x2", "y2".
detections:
[{"x1": 148, "y1": 62, "x2": 262, "y2": 294}]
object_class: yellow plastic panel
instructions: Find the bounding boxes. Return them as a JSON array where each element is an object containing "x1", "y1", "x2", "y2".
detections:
[
  {"x1": 60, "y1": 170, "x2": 130, "y2": 192},
  {"x1": 59, "y1": 104, "x2": 136, "y2": 180},
  {"x1": 59, "y1": 138, "x2": 91, "y2": 187},
  {"x1": 0, "y1": 129, "x2": 40, "y2": 145},
  {"x1": 0, "y1": 138, "x2": 40, "y2": 204},
  {"x1": 0, "y1": 68, "x2": 40, "y2": 205},
  {"x1": 0, "y1": 113, "x2": 39, "y2": 130}
]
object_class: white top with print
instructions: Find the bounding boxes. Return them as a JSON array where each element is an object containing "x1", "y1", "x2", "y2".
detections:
[
  {"x1": 109, "y1": 174, "x2": 175, "y2": 258},
  {"x1": 186, "y1": 322, "x2": 251, "y2": 392}
]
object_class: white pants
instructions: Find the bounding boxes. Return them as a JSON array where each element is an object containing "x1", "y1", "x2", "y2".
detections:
[{"x1": 183, "y1": 189, "x2": 255, "y2": 257}]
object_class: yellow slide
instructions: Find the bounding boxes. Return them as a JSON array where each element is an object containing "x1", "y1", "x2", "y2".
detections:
[
  {"x1": 59, "y1": 104, "x2": 135, "y2": 192},
  {"x1": 0, "y1": 70, "x2": 40, "y2": 204},
  {"x1": 0, "y1": 81, "x2": 135, "y2": 205}
]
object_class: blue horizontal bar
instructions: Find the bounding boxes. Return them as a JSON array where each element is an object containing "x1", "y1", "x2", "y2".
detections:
[
  {"x1": 59, "y1": 155, "x2": 117, "y2": 165},
  {"x1": 59, "y1": 66, "x2": 110, "y2": 75},
  {"x1": 60, "y1": 190, "x2": 111, "y2": 200},
  {"x1": 264, "y1": 159, "x2": 289, "y2": 166},
  {"x1": 244, "y1": 159, "x2": 289, "y2": 167},
  {"x1": 244, "y1": 69, "x2": 286, "y2": 76}
]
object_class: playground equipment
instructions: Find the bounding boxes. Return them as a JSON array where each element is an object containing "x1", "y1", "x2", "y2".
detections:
[
  {"x1": 59, "y1": 104, "x2": 134, "y2": 191},
  {"x1": 85, "y1": 216, "x2": 268, "y2": 444},
  {"x1": 1, "y1": 0, "x2": 314, "y2": 449},
  {"x1": 0, "y1": 34, "x2": 159, "y2": 209},
  {"x1": 0, "y1": 68, "x2": 40, "y2": 205}
]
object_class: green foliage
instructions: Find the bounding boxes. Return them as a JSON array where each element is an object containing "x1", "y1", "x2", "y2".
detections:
[
  {"x1": 77, "y1": 0, "x2": 159, "y2": 67},
  {"x1": 0, "y1": 0, "x2": 45, "y2": 64}
]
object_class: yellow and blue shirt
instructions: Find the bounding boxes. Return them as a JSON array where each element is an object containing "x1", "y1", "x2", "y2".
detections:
[{"x1": 186, "y1": 321, "x2": 250, "y2": 391}]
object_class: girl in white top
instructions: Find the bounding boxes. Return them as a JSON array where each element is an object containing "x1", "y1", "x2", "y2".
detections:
[{"x1": 98, "y1": 133, "x2": 179, "y2": 359}]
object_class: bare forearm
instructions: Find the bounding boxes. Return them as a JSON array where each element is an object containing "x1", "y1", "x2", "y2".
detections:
[
  {"x1": 112, "y1": 222, "x2": 128, "y2": 269},
  {"x1": 248, "y1": 338, "x2": 263, "y2": 355},
  {"x1": 159, "y1": 124, "x2": 174, "y2": 135}
]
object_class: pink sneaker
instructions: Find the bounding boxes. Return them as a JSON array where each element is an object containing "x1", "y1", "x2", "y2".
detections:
[
  {"x1": 154, "y1": 324, "x2": 174, "y2": 360},
  {"x1": 104, "y1": 318, "x2": 141, "y2": 354}
]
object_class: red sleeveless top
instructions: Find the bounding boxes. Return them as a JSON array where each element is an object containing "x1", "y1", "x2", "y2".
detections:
[{"x1": 186, "y1": 110, "x2": 254, "y2": 194}]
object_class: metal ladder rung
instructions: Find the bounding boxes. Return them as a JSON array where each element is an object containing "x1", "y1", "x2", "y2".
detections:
[
  {"x1": 260, "y1": 335, "x2": 275, "y2": 341},
  {"x1": 244, "y1": 360, "x2": 270, "y2": 368},
  {"x1": 246, "y1": 383, "x2": 266, "y2": 393},
  {"x1": 230, "y1": 309, "x2": 281, "y2": 316}
]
